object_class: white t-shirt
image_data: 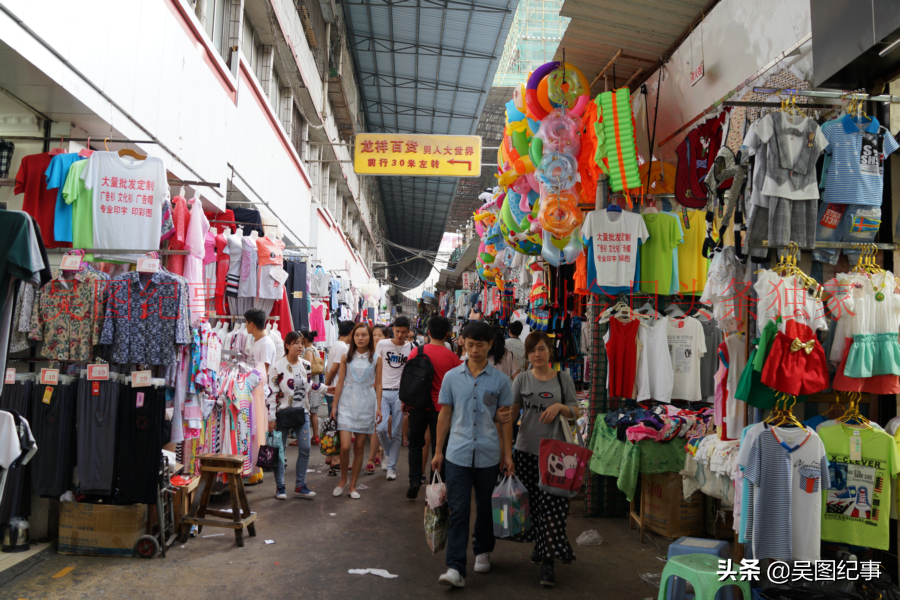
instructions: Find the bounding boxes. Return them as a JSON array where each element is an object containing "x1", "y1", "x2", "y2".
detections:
[
  {"x1": 666, "y1": 316, "x2": 707, "y2": 401},
  {"x1": 636, "y1": 317, "x2": 674, "y2": 403},
  {"x1": 81, "y1": 152, "x2": 168, "y2": 262},
  {"x1": 376, "y1": 339, "x2": 412, "y2": 389},
  {"x1": 327, "y1": 341, "x2": 349, "y2": 374},
  {"x1": 250, "y1": 334, "x2": 276, "y2": 367},
  {"x1": 581, "y1": 209, "x2": 649, "y2": 290}
]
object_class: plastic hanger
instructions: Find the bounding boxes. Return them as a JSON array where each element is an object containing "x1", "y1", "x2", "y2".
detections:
[
  {"x1": 607, "y1": 197, "x2": 622, "y2": 213},
  {"x1": 78, "y1": 137, "x2": 94, "y2": 158},
  {"x1": 118, "y1": 146, "x2": 146, "y2": 161},
  {"x1": 665, "y1": 304, "x2": 686, "y2": 319},
  {"x1": 49, "y1": 136, "x2": 66, "y2": 156}
]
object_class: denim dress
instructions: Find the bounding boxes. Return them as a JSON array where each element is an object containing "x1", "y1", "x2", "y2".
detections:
[{"x1": 337, "y1": 352, "x2": 378, "y2": 434}]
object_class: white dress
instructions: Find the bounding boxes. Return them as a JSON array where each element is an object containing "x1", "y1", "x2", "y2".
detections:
[{"x1": 337, "y1": 352, "x2": 378, "y2": 434}]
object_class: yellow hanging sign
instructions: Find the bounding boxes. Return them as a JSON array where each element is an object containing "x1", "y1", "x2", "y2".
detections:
[{"x1": 354, "y1": 134, "x2": 482, "y2": 177}]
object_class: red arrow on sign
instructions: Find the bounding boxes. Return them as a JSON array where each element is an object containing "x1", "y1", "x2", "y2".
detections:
[{"x1": 447, "y1": 159, "x2": 473, "y2": 171}]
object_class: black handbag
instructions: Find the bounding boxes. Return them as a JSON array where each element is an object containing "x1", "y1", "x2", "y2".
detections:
[
  {"x1": 256, "y1": 444, "x2": 278, "y2": 470},
  {"x1": 276, "y1": 406, "x2": 307, "y2": 430}
]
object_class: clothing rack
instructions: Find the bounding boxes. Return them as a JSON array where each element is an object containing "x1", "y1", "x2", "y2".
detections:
[
  {"x1": 0, "y1": 136, "x2": 160, "y2": 144},
  {"x1": 209, "y1": 220, "x2": 278, "y2": 229},
  {"x1": 209, "y1": 313, "x2": 280, "y2": 321},
  {"x1": 46, "y1": 247, "x2": 190, "y2": 255},
  {"x1": 753, "y1": 241, "x2": 899, "y2": 250},
  {"x1": 721, "y1": 101, "x2": 838, "y2": 110}
]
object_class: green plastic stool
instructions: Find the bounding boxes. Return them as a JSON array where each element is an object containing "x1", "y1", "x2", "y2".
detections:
[{"x1": 657, "y1": 554, "x2": 752, "y2": 600}]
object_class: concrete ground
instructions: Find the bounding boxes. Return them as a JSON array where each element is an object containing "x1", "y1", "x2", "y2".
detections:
[{"x1": 1, "y1": 440, "x2": 674, "y2": 600}]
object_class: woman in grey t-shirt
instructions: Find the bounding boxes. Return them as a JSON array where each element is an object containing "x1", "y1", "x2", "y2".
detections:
[{"x1": 508, "y1": 331, "x2": 579, "y2": 587}]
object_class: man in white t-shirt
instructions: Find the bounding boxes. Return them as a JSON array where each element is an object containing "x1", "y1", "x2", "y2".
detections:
[
  {"x1": 376, "y1": 316, "x2": 413, "y2": 480},
  {"x1": 245, "y1": 308, "x2": 276, "y2": 371}
]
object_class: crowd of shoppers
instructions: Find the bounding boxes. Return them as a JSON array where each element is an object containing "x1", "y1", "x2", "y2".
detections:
[{"x1": 259, "y1": 309, "x2": 579, "y2": 588}]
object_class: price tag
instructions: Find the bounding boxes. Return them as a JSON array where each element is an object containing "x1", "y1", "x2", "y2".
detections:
[
  {"x1": 42, "y1": 386, "x2": 54, "y2": 404},
  {"x1": 92, "y1": 381, "x2": 100, "y2": 396},
  {"x1": 87, "y1": 364, "x2": 109, "y2": 380},
  {"x1": 292, "y1": 291, "x2": 303, "y2": 299},
  {"x1": 5, "y1": 368, "x2": 15, "y2": 384},
  {"x1": 61, "y1": 254, "x2": 82, "y2": 271},
  {"x1": 132, "y1": 370, "x2": 152, "y2": 387},
  {"x1": 207, "y1": 335, "x2": 222, "y2": 373},
  {"x1": 137, "y1": 258, "x2": 160, "y2": 273},
  {"x1": 850, "y1": 431, "x2": 862, "y2": 461},
  {"x1": 270, "y1": 266, "x2": 288, "y2": 285},
  {"x1": 40, "y1": 368, "x2": 60, "y2": 385},
  {"x1": 136, "y1": 392, "x2": 145, "y2": 408}
]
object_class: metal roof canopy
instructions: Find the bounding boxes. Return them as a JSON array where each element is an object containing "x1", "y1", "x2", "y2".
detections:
[
  {"x1": 340, "y1": 0, "x2": 517, "y2": 288},
  {"x1": 554, "y1": 0, "x2": 718, "y2": 94}
]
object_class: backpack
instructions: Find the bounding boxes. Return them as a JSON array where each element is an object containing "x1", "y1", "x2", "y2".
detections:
[{"x1": 399, "y1": 345, "x2": 435, "y2": 410}]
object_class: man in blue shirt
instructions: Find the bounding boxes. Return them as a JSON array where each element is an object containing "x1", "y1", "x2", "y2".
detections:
[{"x1": 432, "y1": 321, "x2": 513, "y2": 588}]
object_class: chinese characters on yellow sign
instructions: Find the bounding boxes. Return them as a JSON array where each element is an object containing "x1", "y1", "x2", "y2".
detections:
[{"x1": 353, "y1": 134, "x2": 482, "y2": 177}]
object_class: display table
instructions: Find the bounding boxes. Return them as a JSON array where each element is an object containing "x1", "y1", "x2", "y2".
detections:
[{"x1": 587, "y1": 414, "x2": 687, "y2": 501}]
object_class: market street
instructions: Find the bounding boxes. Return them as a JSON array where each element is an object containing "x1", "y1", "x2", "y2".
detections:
[{"x1": 0, "y1": 440, "x2": 665, "y2": 599}]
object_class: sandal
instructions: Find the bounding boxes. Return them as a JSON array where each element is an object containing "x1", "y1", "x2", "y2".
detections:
[
  {"x1": 366, "y1": 463, "x2": 375, "y2": 475},
  {"x1": 373, "y1": 457, "x2": 381, "y2": 466},
  {"x1": 328, "y1": 466, "x2": 339, "y2": 476}
]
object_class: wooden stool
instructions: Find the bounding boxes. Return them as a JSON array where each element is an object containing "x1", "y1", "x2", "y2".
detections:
[{"x1": 179, "y1": 454, "x2": 257, "y2": 547}]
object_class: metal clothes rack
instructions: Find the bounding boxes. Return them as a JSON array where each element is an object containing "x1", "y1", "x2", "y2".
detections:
[
  {"x1": 0, "y1": 136, "x2": 160, "y2": 144},
  {"x1": 209, "y1": 313, "x2": 280, "y2": 321},
  {"x1": 752, "y1": 241, "x2": 898, "y2": 250},
  {"x1": 46, "y1": 248, "x2": 190, "y2": 255},
  {"x1": 209, "y1": 220, "x2": 278, "y2": 229}
]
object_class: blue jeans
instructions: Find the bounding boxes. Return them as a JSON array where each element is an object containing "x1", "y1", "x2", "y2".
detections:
[
  {"x1": 813, "y1": 203, "x2": 881, "y2": 265},
  {"x1": 445, "y1": 460, "x2": 498, "y2": 578},
  {"x1": 376, "y1": 390, "x2": 403, "y2": 472},
  {"x1": 325, "y1": 395, "x2": 334, "y2": 417},
  {"x1": 275, "y1": 421, "x2": 310, "y2": 492}
]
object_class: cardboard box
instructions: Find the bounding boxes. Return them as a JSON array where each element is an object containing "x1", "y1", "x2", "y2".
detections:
[
  {"x1": 641, "y1": 472, "x2": 705, "y2": 540},
  {"x1": 58, "y1": 502, "x2": 147, "y2": 557}
]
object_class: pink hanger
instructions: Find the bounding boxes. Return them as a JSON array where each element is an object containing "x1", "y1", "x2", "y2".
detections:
[
  {"x1": 78, "y1": 137, "x2": 94, "y2": 158},
  {"x1": 49, "y1": 136, "x2": 66, "y2": 156}
]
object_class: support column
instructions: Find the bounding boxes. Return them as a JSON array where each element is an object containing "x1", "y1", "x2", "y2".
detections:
[
  {"x1": 280, "y1": 88, "x2": 293, "y2": 136},
  {"x1": 226, "y1": 0, "x2": 244, "y2": 69},
  {"x1": 258, "y1": 46, "x2": 274, "y2": 98}
]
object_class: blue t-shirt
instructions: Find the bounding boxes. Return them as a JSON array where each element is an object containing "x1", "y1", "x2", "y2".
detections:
[
  {"x1": 45, "y1": 153, "x2": 86, "y2": 243},
  {"x1": 822, "y1": 114, "x2": 899, "y2": 206}
]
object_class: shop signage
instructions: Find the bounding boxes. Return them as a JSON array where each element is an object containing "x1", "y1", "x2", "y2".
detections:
[
  {"x1": 690, "y1": 61, "x2": 704, "y2": 86},
  {"x1": 462, "y1": 272, "x2": 472, "y2": 289},
  {"x1": 137, "y1": 257, "x2": 160, "y2": 273},
  {"x1": 354, "y1": 134, "x2": 482, "y2": 177},
  {"x1": 132, "y1": 370, "x2": 152, "y2": 388},
  {"x1": 207, "y1": 335, "x2": 222, "y2": 373},
  {"x1": 61, "y1": 255, "x2": 82, "y2": 271},
  {"x1": 87, "y1": 364, "x2": 109, "y2": 380},
  {"x1": 40, "y1": 368, "x2": 59, "y2": 385},
  {"x1": 5, "y1": 368, "x2": 14, "y2": 384}
]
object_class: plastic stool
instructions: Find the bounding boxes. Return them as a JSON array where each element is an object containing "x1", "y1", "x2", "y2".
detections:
[
  {"x1": 658, "y1": 554, "x2": 751, "y2": 600},
  {"x1": 666, "y1": 537, "x2": 732, "y2": 600}
]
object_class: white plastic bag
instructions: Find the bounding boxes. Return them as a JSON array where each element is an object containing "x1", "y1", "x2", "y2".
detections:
[
  {"x1": 425, "y1": 472, "x2": 447, "y2": 509},
  {"x1": 491, "y1": 475, "x2": 531, "y2": 539}
]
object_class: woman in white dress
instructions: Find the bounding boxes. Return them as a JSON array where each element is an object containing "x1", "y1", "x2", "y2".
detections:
[{"x1": 330, "y1": 323, "x2": 383, "y2": 498}]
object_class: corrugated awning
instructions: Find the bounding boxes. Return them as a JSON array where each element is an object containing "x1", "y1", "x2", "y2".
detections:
[
  {"x1": 555, "y1": 0, "x2": 715, "y2": 94},
  {"x1": 341, "y1": 0, "x2": 518, "y2": 289}
]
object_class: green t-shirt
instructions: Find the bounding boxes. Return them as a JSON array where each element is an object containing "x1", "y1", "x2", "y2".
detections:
[
  {"x1": 62, "y1": 160, "x2": 93, "y2": 261},
  {"x1": 639, "y1": 213, "x2": 682, "y2": 294},
  {"x1": 820, "y1": 424, "x2": 900, "y2": 550}
]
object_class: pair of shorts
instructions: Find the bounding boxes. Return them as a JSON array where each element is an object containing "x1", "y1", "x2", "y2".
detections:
[{"x1": 761, "y1": 331, "x2": 829, "y2": 396}]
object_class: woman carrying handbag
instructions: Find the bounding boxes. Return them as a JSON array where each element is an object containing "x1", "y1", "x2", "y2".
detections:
[
  {"x1": 267, "y1": 332, "x2": 317, "y2": 501},
  {"x1": 505, "y1": 331, "x2": 580, "y2": 587}
]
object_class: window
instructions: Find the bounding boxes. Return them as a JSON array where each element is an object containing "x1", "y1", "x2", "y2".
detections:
[
  {"x1": 205, "y1": 0, "x2": 228, "y2": 60},
  {"x1": 271, "y1": 69, "x2": 283, "y2": 113}
]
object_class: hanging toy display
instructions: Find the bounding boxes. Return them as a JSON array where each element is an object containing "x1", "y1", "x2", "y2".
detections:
[{"x1": 594, "y1": 88, "x2": 642, "y2": 193}]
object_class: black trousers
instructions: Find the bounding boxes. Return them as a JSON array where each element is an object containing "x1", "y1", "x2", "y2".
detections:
[
  {"x1": 407, "y1": 407, "x2": 444, "y2": 485},
  {"x1": 114, "y1": 385, "x2": 165, "y2": 505},
  {"x1": 31, "y1": 380, "x2": 76, "y2": 498}
]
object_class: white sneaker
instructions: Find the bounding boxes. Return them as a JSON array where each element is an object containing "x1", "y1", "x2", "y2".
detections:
[
  {"x1": 381, "y1": 462, "x2": 388, "y2": 471},
  {"x1": 438, "y1": 568, "x2": 465, "y2": 587},
  {"x1": 386, "y1": 470, "x2": 397, "y2": 481},
  {"x1": 474, "y1": 553, "x2": 491, "y2": 573}
]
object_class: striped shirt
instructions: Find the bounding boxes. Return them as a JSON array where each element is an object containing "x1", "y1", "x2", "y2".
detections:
[
  {"x1": 822, "y1": 114, "x2": 898, "y2": 206},
  {"x1": 744, "y1": 427, "x2": 830, "y2": 561}
]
